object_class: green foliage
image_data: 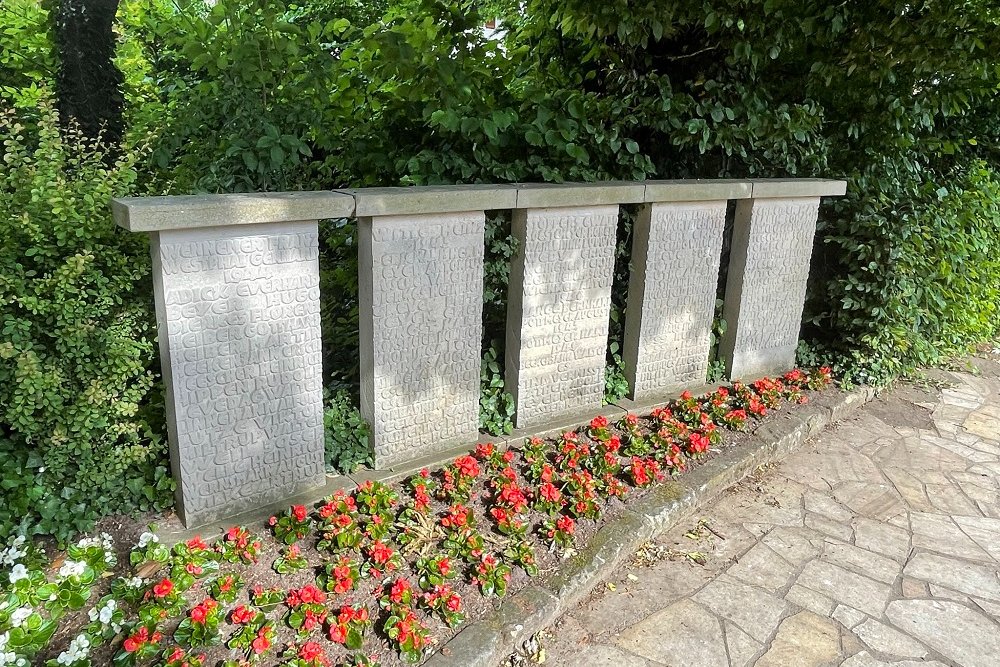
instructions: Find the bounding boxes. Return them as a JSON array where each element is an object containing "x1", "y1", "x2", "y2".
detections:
[
  {"x1": 479, "y1": 343, "x2": 514, "y2": 435},
  {"x1": 323, "y1": 389, "x2": 373, "y2": 473},
  {"x1": 0, "y1": 98, "x2": 173, "y2": 543},
  {"x1": 706, "y1": 300, "x2": 728, "y2": 383},
  {"x1": 603, "y1": 343, "x2": 629, "y2": 405}
]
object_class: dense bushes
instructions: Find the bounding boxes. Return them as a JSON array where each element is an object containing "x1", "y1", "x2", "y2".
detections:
[
  {"x1": 1, "y1": 0, "x2": 999, "y2": 541},
  {"x1": 0, "y1": 101, "x2": 174, "y2": 541}
]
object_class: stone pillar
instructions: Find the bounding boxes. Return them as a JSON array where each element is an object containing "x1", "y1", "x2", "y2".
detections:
[
  {"x1": 719, "y1": 179, "x2": 847, "y2": 379},
  {"x1": 505, "y1": 183, "x2": 644, "y2": 428},
  {"x1": 622, "y1": 181, "x2": 751, "y2": 401},
  {"x1": 349, "y1": 186, "x2": 517, "y2": 468},
  {"x1": 112, "y1": 192, "x2": 356, "y2": 528}
]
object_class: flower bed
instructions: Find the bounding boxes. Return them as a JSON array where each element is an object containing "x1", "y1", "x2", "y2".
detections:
[{"x1": 0, "y1": 369, "x2": 831, "y2": 667}]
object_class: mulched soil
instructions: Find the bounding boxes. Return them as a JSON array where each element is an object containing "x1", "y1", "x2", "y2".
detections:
[{"x1": 34, "y1": 386, "x2": 832, "y2": 667}]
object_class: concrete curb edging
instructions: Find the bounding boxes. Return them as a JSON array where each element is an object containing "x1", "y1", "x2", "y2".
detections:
[{"x1": 423, "y1": 386, "x2": 877, "y2": 667}]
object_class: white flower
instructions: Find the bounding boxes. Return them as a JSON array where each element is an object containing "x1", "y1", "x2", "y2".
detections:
[
  {"x1": 75, "y1": 537, "x2": 102, "y2": 549},
  {"x1": 58, "y1": 560, "x2": 86, "y2": 579},
  {"x1": 55, "y1": 634, "x2": 90, "y2": 665},
  {"x1": 7, "y1": 564, "x2": 28, "y2": 584},
  {"x1": 136, "y1": 532, "x2": 158, "y2": 549},
  {"x1": 9, "y1": 607, "x2": 31, "y2": 628},
  {"x1": 0, "y1": 537, "x2": 26, "y2": 566},
  {"x1": 0, "y1": 632, "x2": 8, "y2": 650},
  {"x1": 89, "y1": 599, "x2": 117, "y2": 626},
  {"x1": 126, "y1": 576, "x2": 144, "y2": 589}
]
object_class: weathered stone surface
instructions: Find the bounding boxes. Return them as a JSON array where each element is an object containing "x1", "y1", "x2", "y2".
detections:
[
  {"x1": 514, "y1": 182, "x2": 644, "y2": 208},
  {"x1": 761, "y1": 526, "x2": 826, "y2": 565},
  {"x1": 344, "y1": 185, "x2": 517, "y2": 217},
  {"x1": 886, "y1": 599, "x2": 1000, "y2": 667},
  {"x1": 854, "y1": 618, "x2": 928, "y2": 659},
  {"x1": 953, "y1": 514, "x2": 1000, "y2": 561},
  {"x1": 643, "y1": 179, "x2": 751, "y2": 202},
  {"x1": 754, "y1": 611, "x2": 841, "y2": 667},
  {"x1": 114, "y1": 191, "x2": 355, "y2": 232},
  {"x1": 852, "y1": 517, "x2": 910, "y2": 561},
  {"x1": 832, "y1": 604, "x2": 867, "y2": 629},
  {"x1": 841, "y1": 652, "x2": 946, "y2": 667},
  {"x1": 719, "y1": 197, "x2": 821, "y2": 379},
  {"x1": 785, "y1": 584, "x2": 835, "y2": 616},
  {"x1": 726, "y1": 542, "x2": 796, "y2": 593},
  {"x1": 622, "y1": 201, "x2": 726, "y2": 400},
  {"x1": 724, "y1": 620, "x2": 762, "y2": 667},
  {"x1": 750, "y1": 178, "x2": 847, "y2": 198},
  {"x1": 614, "y1": 599, "x2": 728, "y2": 667},
  {"x1": 794, "y1": 560, "x2": 891, "y2": 617},
  {"x1": 910, "y1": 511, "x2": 994, "y2": 562},
  {"x1": 821, "y1": 540, "x2": 902, "y2": 584},
  {"x1": 693, "y1": 573, "x2": 788, "y2": 642},
  {"x1": 904, "y1": 552, "x2": 1000, "y2": 601},
  {"x1": 151, "y1": 221, "x2": 326, "y2": 527},
  {"x1": 505, "y1": 205, "x2": 617, "y2": 428},
  {"x1": 359, "y1": 212, "x2": 485, "y2": 467}
]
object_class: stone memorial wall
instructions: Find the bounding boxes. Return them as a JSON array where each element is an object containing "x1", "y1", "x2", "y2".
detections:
[
  {"x1": 359, "y1": 212, "x2": 486, "y2": 467},
  {"x1": 115, "y1": 179, "x2": 845, "y2": 528},
  {"x1": 151, "y1": 221, "x2": 326, "y2": 526},
  {"x1": 505, "y1": 205, "x2": 619, "y2": 428},
  {"x1": 622, "y1": 201, "x2": 727, "y2": 400}
]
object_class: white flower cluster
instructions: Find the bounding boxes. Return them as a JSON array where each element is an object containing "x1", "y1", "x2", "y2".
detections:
[
  {"x1": 88, "y1": 598, "x2": 122, "y2": 633},
  {"x1": 0, "y1": 631, "x2": 28, "y2": 667},
  {"x1": 7, "y1": 564, "x2": 28, "y2": 585},
  {"x1": 0, "y1": 536, "x2": 26, "y2": 567},
  {"x1": 57, "y1": 560, "x2": 86, "y2": 580},
  {"x1": 125, "y1": 576, "x2": 144, "y2": 589},
  {"x1": 54, "y1": 634, "x2": 90, "y2": 666},
  {"x1": 136, "y1": 532, "x2": 158, "y2": 549},
  {"x1": 76, "y1": 533, "x2": 115, "y2": 564},
  {"x1": 9, "y1": 606, "x2": 31, "y2": 628}
]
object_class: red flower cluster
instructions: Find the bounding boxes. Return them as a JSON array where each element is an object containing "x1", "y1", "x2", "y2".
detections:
[
  {"x1": 287, "y1": 584, "x2": 326, "y2": 607},
  {"x1": 123, "y1": 626, "x2": 162, "y2": 653},
  {"x1": 189, "y1": 598, "x2": 217, "y2": 624}
]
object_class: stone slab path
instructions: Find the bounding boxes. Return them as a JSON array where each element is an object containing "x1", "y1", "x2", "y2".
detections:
[{"x1": 534, "y1": 357, "x2": 1000, "y2": 667}]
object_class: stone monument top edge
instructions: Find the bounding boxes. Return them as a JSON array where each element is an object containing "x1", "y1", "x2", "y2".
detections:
[
  {"x1": 340, "y1": 185, "x2": 519, "y2": 217},
  {"x1": 642, "y1": 179, "x2": 752, "y2": 202},
  {"x1": 749, "y1": 178, "x2": 848, "y2": 198},
  {"x1": 112, "y1": 191, "x2": 356, "y2": 232},
  {"x1": 513, "y1": 181, "x2": 645, "y2": 208}
]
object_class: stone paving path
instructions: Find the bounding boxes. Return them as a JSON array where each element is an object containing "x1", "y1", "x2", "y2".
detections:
[{"x1": 538, "y1": 359, "x2": 1000, "y2": 667}]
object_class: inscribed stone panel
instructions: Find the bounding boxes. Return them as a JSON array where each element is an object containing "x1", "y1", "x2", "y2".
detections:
[
  {"x1": 720, "y1": 197, "x2": 820, "y2": 379},
  {"x1": 623, "y1": 202, "x2": 726, "y2": 400},
  {"x1": 505, "y1": 206, "x2": 618, "y2": 428},
  {"x1": 152, "y1": 221, "x2": 325, "y2": 527},
  {"x1": 359, "y1": 212, "x2": 485, "y2": 467}
]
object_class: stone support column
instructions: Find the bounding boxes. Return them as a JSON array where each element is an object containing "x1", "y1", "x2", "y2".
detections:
[
  {"x1": 622, "y1": 181, "x2": 750, "y2": 401},
  {"x1": 505, "y1": 183, "x2": 644, "y2": 428},
  {"x1": 112, "y1": 192, "x2": 355, "y2": 527},
  {"x1": 348, "y1": 186, "x2": 517, "y2": 467},
  {"x1": 719, "y1": 179, "x2": 847, "y2": 379}
]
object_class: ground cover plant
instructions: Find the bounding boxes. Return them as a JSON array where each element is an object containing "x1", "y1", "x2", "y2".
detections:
[{"x1": 0, "y1": 369, "x2": 831, "y2": 667}]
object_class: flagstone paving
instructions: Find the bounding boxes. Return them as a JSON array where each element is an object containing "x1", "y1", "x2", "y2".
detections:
[{"x1": 536, "y1": 357, "x2": 1000, "y2": 667}]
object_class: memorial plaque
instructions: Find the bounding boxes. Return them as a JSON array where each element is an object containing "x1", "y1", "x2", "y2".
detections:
[
  {"x1": 506, "y1": 205, "x2": 618, "y2": 428},
  {"x1": 622, "y1": 201, "x2": 726, "y2": 400},
  {"x1": 359, "y1": 212, "x2": 485, "y2": 468},
  {"x1": 720, "y1": 197, "x2": 821, "y2": 379},
  {"x1": 151, "y1": 221, "x2": 326, "y2": 527}
]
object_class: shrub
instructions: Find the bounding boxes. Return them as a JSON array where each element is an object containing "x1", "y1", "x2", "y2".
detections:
[
  {"x1": 0, "y1": 98, "x2": 172, "y2": 542},
  {"x1": 324, "y1": 389, "x2": 373, "y2": 473}
]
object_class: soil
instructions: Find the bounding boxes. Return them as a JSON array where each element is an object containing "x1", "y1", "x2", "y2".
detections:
[{"x1": 32, "y1": 386, "x2": 835, "y2": 667}]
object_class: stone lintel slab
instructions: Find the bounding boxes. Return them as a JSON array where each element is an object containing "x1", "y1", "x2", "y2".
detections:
[
  {"x1": 358, "y1": 211, "x2": 485, "y2": 469},
  {"x1": 340, "y1": 185, "x2": 518, "y2": 217},
  {"x1": 622, "y1": 201, "x2": 727, "y2": 401},
  {"x1": 750, "y1": 178, "x2": 847, "y2": 199},
  {"x1": 112, "y1": 192, "x2": 356, "y2": 232},
  {"x1": 643, "y1": 179, "x2": 751, "y2": 202},
  {"x1": 514, "y1": 182, "x2": 645, "y2": 208}
]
